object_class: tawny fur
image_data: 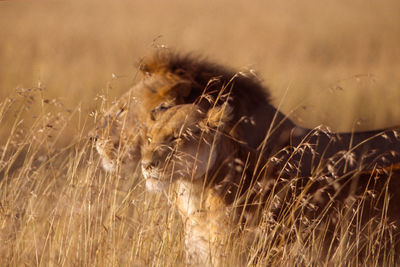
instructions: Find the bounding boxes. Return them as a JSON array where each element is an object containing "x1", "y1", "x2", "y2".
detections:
[
  {"x1": 141, "y1": 103, "x2": 400, "y2": 265},
  {"x1": 141, "y1": 103, "x2": 262, "y2": 265},
  {"x1": 93, "y1": 51, "x2": 400, "y2": 176},
  {"x1": 92, "y1": 51, "x2": 296, "y2": 173},
  {"x1": 92, "y1": 51, "x2": 400, "y2": 265}
]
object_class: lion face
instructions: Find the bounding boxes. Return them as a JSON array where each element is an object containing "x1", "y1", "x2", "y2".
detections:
[
  {"x1": 92, "y1": 72, "x2": 192, "y2": 173},
  {"x1": 93, "y1": 93, "x2": 141, "y2": 172},
  {"x1": 141, "y1": 104, "x2": 231, "y2": 192}
]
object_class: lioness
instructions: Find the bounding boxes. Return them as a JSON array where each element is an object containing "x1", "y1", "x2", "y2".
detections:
[
  {"x1": 141, "y1": 103, "x2": 264, "y2": 265},
  {"x1": 141, "y1": 103, "x2": 400, "y2": 265}
]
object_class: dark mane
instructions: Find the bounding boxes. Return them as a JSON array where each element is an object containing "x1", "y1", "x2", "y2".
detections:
[
  {"x1": 139, "y1": 51, "x2": 271, "y2": 103},
  {"x1": 139, "y1": 51, "x2": 295, "y2": 152}
]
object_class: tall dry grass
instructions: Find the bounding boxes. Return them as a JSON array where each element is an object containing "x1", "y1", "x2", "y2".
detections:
[
  {"x1": 0, "y1": 88, "x2": 186, "y2": 266},
  {"x1": 1, "y1": 87, "x2": 397, "y2": 266},
  {"x1": 1, "y1": 0, "x2": 400, "y2": 266}
]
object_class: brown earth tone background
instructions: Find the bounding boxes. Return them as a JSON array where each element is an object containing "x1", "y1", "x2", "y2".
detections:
[{"x1": 1, "y1": 0, "x2": 400, "y2": 136}]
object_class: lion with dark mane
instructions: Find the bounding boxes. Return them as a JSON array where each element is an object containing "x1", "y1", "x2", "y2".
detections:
[
  {"x1": 93, "y1": 51, "x2": 400, "y2": 265},
  {"x1": 93, "y1": 51, "x2": 296, "y2": 174}
]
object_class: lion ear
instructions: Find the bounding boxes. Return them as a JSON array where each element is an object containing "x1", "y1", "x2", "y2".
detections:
[{"x1": 204, "y1": 103, "x2": 233, "y2": 130}]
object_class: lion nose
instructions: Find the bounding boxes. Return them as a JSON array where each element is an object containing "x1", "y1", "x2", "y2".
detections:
[{"x1": 141, "y1": 161, "x2": 157, "y2": 170}]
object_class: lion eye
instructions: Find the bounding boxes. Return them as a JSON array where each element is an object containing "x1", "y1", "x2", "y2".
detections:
[{"x1": 150, "y1": 103, "x2": 173, "y2": 121}]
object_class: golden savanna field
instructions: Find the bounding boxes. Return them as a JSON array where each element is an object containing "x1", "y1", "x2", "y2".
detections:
[{"x1": 1, "y1": 0, "x2": 400, "y2": 266}]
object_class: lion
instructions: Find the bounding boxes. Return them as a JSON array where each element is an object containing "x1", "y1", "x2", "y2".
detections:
[
  {"x1": 92, "y1": 51, "x2": 400, "y2": 263},
  {"x1": 92, "y1": 51, "x2": 298, "y2": 174},
  {"x1": 92, "y1": 89, "x2": 142, "y2": 173},
  {"x1": 141, "y1": 103, "x2": 263, "y2": 265},
  {"x1": 140, "y1": 102, "x2": 400, "y2": 265},
  {"x1": 93, "y1": 50, "x2": 400, "y2": 178}
]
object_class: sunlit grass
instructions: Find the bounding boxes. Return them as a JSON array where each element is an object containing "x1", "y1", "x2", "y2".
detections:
[
  {"x1": 0, "y1": 89, "x2": 397, "y2": 266},
  {"x1": 0, "y1": 89, "x2": 185, "y2": 266}
]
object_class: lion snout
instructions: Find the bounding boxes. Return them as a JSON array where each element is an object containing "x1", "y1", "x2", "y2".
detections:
[
  {"x1": 141, "y1": 160, "x2": 169, "y2": 192},
  {"x1": 141, "y1": 159, "x2": 163, "y2": 180},
  {"x1": 141, "y1": 160, "x2": 160, "y2": 171}
]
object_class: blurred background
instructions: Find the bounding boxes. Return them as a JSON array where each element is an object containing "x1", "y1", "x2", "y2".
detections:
[
  {"x1": 1, "y1": 0, "x2": 400, "y2": 132},
  {"x1": 1, "y1": 1, "x2": 400, "y2": 264}
]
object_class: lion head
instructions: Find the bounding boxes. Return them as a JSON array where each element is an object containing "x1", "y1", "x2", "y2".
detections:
[
  {"x1": 92, "y1": 90, "x2": 141, "y2": 173},
  {"x1": 140, "y1": 103, "x2": 233, "y2": 193}
]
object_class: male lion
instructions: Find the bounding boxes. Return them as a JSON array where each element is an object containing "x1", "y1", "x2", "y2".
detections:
[
  {"x1": 141, "y1": 103, "x2": 400, "y2": 265},
  {"x1": 93, "y1": 51, "x2": 400, "y2": 177},
  {"x1": 92, "y1": 51, "x2": 400, "y2": 264},
  {"x1": 92, "y1": 51, "x2": 297, "y2": 174}
]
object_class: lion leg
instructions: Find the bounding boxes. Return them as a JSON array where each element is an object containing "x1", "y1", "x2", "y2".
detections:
[{"x1": 174, "y1": 180, "x2": 230, "y2": 266}]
